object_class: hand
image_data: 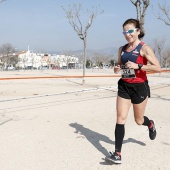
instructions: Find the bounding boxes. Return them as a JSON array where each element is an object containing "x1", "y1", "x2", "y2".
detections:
[
  {"x1": 125, "y1": 60, "x2": 138, "y2": 69},
  {"x1": 114, "y1": 65, "x2": 121, "y2": 74}
]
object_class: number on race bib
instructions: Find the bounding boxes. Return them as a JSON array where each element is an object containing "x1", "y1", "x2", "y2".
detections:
[{"x1": 121, "y1": 65, "x2": 136, "y2": 78}]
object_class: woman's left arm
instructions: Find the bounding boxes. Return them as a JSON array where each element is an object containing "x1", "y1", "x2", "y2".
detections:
[{"x1": 140, "y1": 45, "x2": 161, "y2": 73}]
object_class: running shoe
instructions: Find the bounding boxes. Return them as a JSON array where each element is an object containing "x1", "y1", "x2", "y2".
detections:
[
  {"x1": 149, "y1": 120, "x2": 156, "y2": 140},
  {"x1": 105, "y1": 151, "x2": 121, "y2": 164}
]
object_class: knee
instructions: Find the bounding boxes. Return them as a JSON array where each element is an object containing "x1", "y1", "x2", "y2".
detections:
[
  {"x1": 135, "y1": 118, "x2": 143, "y2": 125},
  {"x1": 117, "y1": 114, "x2": 127, "y2": 124}
]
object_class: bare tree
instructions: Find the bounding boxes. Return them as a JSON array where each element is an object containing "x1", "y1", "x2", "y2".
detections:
[
  {"x1": 130, "y1": 0, "x2": 150, "y2": 33},
  {"x1": 0, "y1": 43, "x2": 17, "y2": 70},
  {"x1": 92, "y1": 53, "x2": 102, "y2": 67},
  {"x1": 153, "y1": 38, "x2": 166, "y2": 67},
  {"x1": 162, "y1": 48, "x2": 170, "y2": 68},
  {"x1": 167, "y1": 49, "x2": 170, "y2": 68},
  {"x1": 92, "y1": 53, "x2": 111, "y2": 68},
  {"x1": 62, "y1": 3, "x2": 103, "y2": 84},
  {"x1": 157, "y1": 1, "x2": 170, "y2": 26}
]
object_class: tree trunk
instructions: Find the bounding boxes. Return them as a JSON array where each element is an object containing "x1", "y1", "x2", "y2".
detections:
[{"x1": 82, "y1": 37, "x2": 86, "y2": 84}]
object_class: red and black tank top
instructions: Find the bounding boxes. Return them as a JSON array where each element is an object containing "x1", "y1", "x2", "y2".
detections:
[{"x1": 121, "y1": 41, "x2": 147, "y2": 83}]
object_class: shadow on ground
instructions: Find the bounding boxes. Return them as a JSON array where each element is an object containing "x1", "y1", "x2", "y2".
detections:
[{"x1": 69, "y1": 122, "x2": 146, "y2": 165}]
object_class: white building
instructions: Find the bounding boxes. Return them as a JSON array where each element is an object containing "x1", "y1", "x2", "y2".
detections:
[
  {"x1": 51, "y1": 55, "x2": 79, "y2": 68},
  {"x1": 17, "y1": 51, "x2": 79, "y2": 69},
  {"x1": 17, "y1": 50, "x2": 42, "y2": 69}
]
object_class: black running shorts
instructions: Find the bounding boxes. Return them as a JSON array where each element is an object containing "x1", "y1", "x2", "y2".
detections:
[{"x1": 118, "y1": 79, "x2": 150, "y2": 104}]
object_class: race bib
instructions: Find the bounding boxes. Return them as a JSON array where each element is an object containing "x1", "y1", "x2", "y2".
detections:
[{"x1": 121, "y1": 65, "x2": 136, "y2": 78}]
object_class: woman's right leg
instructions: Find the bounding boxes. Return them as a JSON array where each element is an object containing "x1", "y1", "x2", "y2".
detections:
[
  {"x1": 115, "y1": 95, "x2": 131, "y2": 153},
  {"x1": 105, "y1": 95, "x2": 131, "y2": 163}
]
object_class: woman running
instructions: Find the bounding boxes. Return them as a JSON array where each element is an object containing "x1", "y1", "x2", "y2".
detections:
[{"x1": 105, "y1": 18, "x2": 161, "y2": 164}]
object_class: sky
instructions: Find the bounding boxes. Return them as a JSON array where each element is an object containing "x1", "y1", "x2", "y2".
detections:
[{"x1": 0, "y1": 0, "x2": 170, "y2": 53}]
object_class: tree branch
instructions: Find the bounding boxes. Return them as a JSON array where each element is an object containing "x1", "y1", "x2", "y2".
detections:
[
  {"x1": 0, "y1": 0, "x2": 6, "y2": 3},
  {"x1": 129, "y1": 0, "x2": 150, "y2": 33},
  {"x1": 157, "y1": 1, "x2": 170, "y2": 26}
]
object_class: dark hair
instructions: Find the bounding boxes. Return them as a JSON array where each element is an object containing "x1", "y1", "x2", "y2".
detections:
[{"x1": 123, "y1": 18, "x2": 145, "y2": 39}]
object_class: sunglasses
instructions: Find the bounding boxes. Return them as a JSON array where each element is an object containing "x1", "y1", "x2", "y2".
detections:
[{"x1": 122, "y1": 28, "x2": 138, "y2": 35}]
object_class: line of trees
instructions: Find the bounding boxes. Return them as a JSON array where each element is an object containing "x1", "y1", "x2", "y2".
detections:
[
  {"x1": 86, "y1": 53, "x2": 116, "y2": 69},
  {"x1": 1, "y1": 1, "x2": 170, "y2": 72}
]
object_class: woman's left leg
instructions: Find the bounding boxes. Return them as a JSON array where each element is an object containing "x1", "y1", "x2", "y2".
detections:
[
  {"x1": 133, "y1": 97, "x2": 148, "y2": 125},
  {"x1": 133, "y1": 97, "x2": 156, "y2": 140}
]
